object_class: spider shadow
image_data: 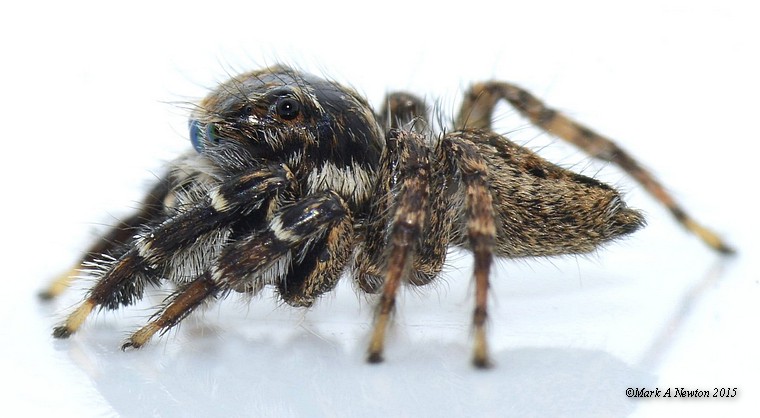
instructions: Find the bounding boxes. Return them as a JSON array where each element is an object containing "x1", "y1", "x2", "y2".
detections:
[
  {"x1": 62, "y1": 324, "x2": 651, "y2": 418},
  {"x1": 47, "y1": 254, "x2": 735, "y2": 418}
]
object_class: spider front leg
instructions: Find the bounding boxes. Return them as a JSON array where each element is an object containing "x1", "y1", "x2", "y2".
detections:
[
  {"x1": 123, "y1": 191, "x2": 353, "y2": 349},
  {"x1": 456, "y1": 81, "x2": 735, "y2": 254},
  {"x1": 52, "y1": 164, "x2": 297, "y2": 338},
  {"x1": 39, "y1": 174, "x2": 172, "y2": 300},
  {"x1": 123, "y1": 272, "x2": 218, "y2": 349}
]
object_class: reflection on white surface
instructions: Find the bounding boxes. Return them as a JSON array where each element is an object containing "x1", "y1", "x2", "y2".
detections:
[
  {"x1": 46, "y1": 280, "x2": 652, "y2": 418},
  {"x1": 34, "y1": 247, "x2": 749, "y2": 417},
  {"x1": 62, "y1": 336, "x2": 651, "y2": 418}
]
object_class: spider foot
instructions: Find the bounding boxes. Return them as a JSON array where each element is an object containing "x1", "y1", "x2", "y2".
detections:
[
  {"x1": 686, "y1": 219, "x2": 736, "y2": 255},
  {"x1": 367, "y1": 306, "x2": 392, "y2": 364},
  {"x1": 52, "y1": 326, "x2": 72, "y2": 339},
  {"x1": 38, "y1": 290, "x2": 56, "y2": 301},
  {"x1": 121, "y1": 341, "x2": 139, "y2": 351},
  {"x1": 39, "y1": 267, "x2": 78, "y2": 301},
  {"x1": 52, "y1": 300, "x2": 94, "y2": 339},
  {"x1": 366, "y1": 351, "x2": 384, "y2": 364},
  {"x1": 472, "y1": 327, "x2": 493, "y2": 369},
  {"x1": 122, "y1": 324, "x2": 158, "y2": 351}
]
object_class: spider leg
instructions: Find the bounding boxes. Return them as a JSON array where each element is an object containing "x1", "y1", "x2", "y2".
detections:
[
  {"x1": 39, "y1": 174, "x2": 172, "y2": 300},
  {"x1": 361, "y1": 129, "x2": 431, "y2": 363},
  {"x1": 122, "y1": 191, "x2": 351, "y2": 349},
  {"x1": 52, "y1": 164, "x2": 296, "y2": 338},
  {"x1": 123, "y1": 272, "x2": 219, "y2": 349},
  {"x1": 358, "y1": 93, "x2": 449, "y2": 293},
  {"x1": 378, "y1": 91, "x2": 429, "y2": 132},
  {"x1": 274, "y1": 206, "x2": 354, "y2": 307},
  {"x1": 216, "y1": 191, "x2": 354, "y2": 308},
  {"x1": 440, "y1": 131, "x2": 497, "y2": 368},
  {"x1": 456, "y1": 82, "x2": 734, "y2": 254}
]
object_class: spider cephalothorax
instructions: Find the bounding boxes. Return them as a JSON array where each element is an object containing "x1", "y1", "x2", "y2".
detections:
[{"x1": 45, "y1": 65, "x2": 732, "y2": 368}]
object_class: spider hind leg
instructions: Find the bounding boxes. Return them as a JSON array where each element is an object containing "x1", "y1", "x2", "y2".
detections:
[{"x1": 457, "y1": 81, "x2": 734, "y2": 255}]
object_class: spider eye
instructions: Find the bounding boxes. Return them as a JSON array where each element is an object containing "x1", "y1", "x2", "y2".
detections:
[
  {"x1": 189, "y1": 120, "x2": 204, "y2": 153},
  {"x1": 275, "y1": 97, "x2": 300, "y2": 120},
  {"x1": 188, "y1": 120, "x2": 219, "y2": 153}
]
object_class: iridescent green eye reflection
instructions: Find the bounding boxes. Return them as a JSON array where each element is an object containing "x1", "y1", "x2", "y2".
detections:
[
  {"x1": 206, "y1": 123, "x2": 219, "y2": 144},
  {"x1": 189, "y1": 120, "x2": 219, "y2": 153}
]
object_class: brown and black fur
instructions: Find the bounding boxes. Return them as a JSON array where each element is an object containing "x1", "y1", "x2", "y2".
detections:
[{"x1": 44, "y1": 66, "x2": 732, "y2": 368}]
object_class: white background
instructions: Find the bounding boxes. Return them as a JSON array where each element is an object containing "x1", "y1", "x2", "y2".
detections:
[{"x1": 1, "y1": 1, "x2": 758, "y2": 417}]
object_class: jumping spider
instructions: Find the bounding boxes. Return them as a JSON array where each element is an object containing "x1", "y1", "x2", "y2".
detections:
[{"x1": 43, "y1": 66, "x2": 734, "y2": 368}]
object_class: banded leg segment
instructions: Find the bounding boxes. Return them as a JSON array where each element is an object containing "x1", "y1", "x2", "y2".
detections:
[
  {"x1": 456, "y1": 81, "x2": 734, "y2": 254},
  {"x1": 52, "y1": 165, "x2": 297, "y2": 338},
  {"x1": 276, "y1": 212, "x2": 354, "y2": 307},
  {"x1": 215, "y1": 191, "x2": 353, "y2": 301},
  {"x1": 360, "y1": 130, "x2": 432, "y2": 363},
  {"x1": 358, "y1": 92, "x2": 448, "y2": 293},
  {"x1": 123, "y1": 273, "x2": 219, "y2": 349},
  {"x1": 441, "y1": 131, "x2": 497, "y2": 368},
  {"x1": 380, "y1": 92, "x2": 452, "y2": 285},
  {"x1": 122, "y1": 191, "x2": 352, "y2": 349}
]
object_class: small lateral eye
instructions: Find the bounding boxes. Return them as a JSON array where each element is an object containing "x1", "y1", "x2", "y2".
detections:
[{"x1": 275, "y1": 97, "x2": 300, "y2": 120}]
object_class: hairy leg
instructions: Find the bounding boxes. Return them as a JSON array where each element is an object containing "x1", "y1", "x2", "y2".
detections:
[
  {"x1": 52, "y1": 165, "x2": 296, "y2": 338},
  {"x1": 456, "y1": 81, "x2": 734, "y2": 254},
  {"x1": 355, "y1": 129, "x2": 432, "y2": 363},
  {"x1": 378, "y1": 91, "x2": 429, "y2": 133},
  {"x1": 123, "y1": 272, "x2": 219, "y2": 349},
  {"x1": 440, "y1": 131, "x2": 497, "y2": 368},
  {"x1": 359, "y1": 92, "x2": 449, "y2": 293},
  {"x1": 122, "y1": 191, "x2": 352, "y2": 349}
]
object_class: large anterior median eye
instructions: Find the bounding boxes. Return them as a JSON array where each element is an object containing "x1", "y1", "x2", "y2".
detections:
[
  {"x1": 188, "y1": 120, "x2": 219, "y2": 153},
  {"x1": 189, "y1": 120, "x2": 203, "y2": 152},
  {"x1": 275, "y1": 97, "x2": 300, "y2": 120}
]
